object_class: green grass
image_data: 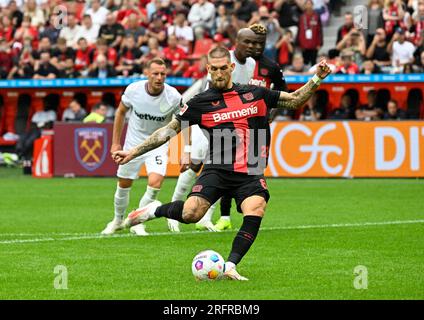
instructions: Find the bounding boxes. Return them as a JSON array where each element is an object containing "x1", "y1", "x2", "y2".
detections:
[{"x1": 0, "y1": 167, "x2": 423, "y2": 299}]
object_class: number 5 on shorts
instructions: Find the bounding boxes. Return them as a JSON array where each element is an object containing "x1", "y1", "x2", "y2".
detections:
[{"x1": 155, "y1": 155, "x2": 162, "y2": 165}]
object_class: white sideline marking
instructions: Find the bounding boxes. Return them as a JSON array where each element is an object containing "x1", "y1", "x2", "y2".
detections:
[
  {"x1": 0, "y1": 233, "x2": 91, "y2": 236},
  {"x1": 0, "y1": 219, "x2": 423, "y2": 245}
]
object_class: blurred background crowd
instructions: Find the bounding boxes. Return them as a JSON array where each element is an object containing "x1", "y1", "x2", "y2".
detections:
[
  {"x1": 0, "y1": 0, "x2": 422, "y2": 80},
  {"x1": 0, "y1": 0, "x2": 423, "y2": 165}
]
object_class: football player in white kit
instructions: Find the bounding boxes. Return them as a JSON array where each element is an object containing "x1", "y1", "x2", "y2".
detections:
[
  {"x1": 101, "y1": 58, "x2": 182, "y2": 235},
  {"x1": 167, "y1": 28, "x2": 257, "y2": 233}
]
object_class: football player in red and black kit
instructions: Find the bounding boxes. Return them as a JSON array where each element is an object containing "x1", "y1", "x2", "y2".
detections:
[
  {"x1": 216, "y1": 23, "x2": 290, "y2": 230},
  {"x1": 112, "y1": 46, "x2": 331, "y2": 280},
  {"x1": 248, "y1": 23, "x2": 288, "y2": 92}
]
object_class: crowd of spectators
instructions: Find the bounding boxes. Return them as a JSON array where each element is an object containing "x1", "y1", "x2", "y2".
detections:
[
  {"x1": 273, "y1": 89, "x2": 415, "y2": 121},
  {"x1": 0, "y1": 0, "x2": 422, "y2": 126},
  {"x1": 1, "y1": 0, "x2": 422, "y2": 166},
  {"x1": 0, "y1": 0, "x2": 422, "y2": 78}
]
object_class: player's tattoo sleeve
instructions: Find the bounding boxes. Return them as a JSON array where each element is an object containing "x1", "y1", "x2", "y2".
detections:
[
  {"x1": 277, "y1": 79, "x2": 320, "y2": 109},
  {"x1": 132, "y1": 118, "x2": 181, "y2": 157},
  {"x1": 184, "y1": 196, "x2": 211, "y2": 219}
]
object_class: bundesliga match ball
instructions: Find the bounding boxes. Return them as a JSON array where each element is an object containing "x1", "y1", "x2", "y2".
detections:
[{"x1": 192, "y1": 250, "x2": 225, "y2": 281}]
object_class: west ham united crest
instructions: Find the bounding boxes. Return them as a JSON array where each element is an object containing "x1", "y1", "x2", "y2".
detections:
[{"x1": 74, "y1": 128, "x2": 107, "y2": 171}]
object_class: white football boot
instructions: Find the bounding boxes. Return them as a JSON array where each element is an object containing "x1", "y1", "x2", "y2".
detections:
[
  {"x1": 224, "y1": 263, "x2": 249, "y2": 281},
  {"x1": 195, "y1": 220, "x2": 219, "y2": 232},
  {"x1": 129, "y1": 223, "x2": 149, "y2": 236},
  {"x1": 101, "y1": 217, "x2": 124, "y2": 235},
  {"x1": 167, "y1": 219, "x2": 181, "y2": 232},
  {"x1": 123, "y1": 200, "x2": 162, "y2": 228}
]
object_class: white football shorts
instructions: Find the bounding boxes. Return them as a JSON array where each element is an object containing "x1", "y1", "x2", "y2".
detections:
[
  {"x1": 117, "y1": 143, "x2": 169, "y2": 180},
  {"x1": 190, "y1": 125, "x2": 209, "y2": 161}
]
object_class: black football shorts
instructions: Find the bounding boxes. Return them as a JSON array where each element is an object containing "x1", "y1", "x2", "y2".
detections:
[{"x1": 188, "y1": 169, "x2": 270, "y2": 213}]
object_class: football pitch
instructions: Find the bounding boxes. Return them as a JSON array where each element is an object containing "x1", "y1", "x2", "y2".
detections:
[{"x1": 0, "y1": 168, "x2": 423, "y2": 300}]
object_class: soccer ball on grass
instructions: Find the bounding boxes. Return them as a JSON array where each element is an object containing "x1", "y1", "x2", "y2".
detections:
[{"x1": 191, "y1": 250, "x2": 225, "y2": 281}]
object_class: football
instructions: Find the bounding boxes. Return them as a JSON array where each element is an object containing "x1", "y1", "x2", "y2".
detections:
[{"x1": 191, "y1": 250, "x2": 225, "y2": 281}]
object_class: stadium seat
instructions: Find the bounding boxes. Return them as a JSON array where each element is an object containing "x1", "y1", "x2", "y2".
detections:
[
  {"x1": 187, "y1": 38, "x2": 214, "y2": 60},
  {"x1": 74, "y1": 92, "x2": 88, "y2": 110},
  {"x1": 406, "y1": 88, "x2": 423, "y2": 119},
  {"x1": 376, "y1": 89, "x2": 391, "y2": 112},
  {"x1": 44, "y1": 94, "x2": 60, "y2": 113},
  {"x1": 0, "y1": 96, "x2": 14, "y2": 148},
  {"x1": 344, "y1": 89, "x2": 360, "y2": 109},
  {"x1": 102, "y1": 92, "x2": 117, "y2": 108},
  {"x1": 15, "y1": 94, "x2": 31, "y2": 135},
  {"x1": 0, "y1": 95, "x2": 5, "y2": 134},
  {"x1": 315, "y1": 89, "x2": 329, "y2": 118}
]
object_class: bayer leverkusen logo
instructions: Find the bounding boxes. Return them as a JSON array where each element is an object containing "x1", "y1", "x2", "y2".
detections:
[
  {"x1": 179, "y1": 103, "x2": 189, "y2": 116},
  {"x1": 242, "y1": 92, "x2": 254, "y2": 102},
  {"x1": 74, "y1": 128, "x2": 107, "y2": 171}
]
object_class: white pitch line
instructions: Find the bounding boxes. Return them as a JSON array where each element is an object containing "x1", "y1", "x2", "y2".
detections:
[
  {"x1": 0, "y1": 219, "x2": 423, "y2": 245},
  {"x1": 0, "y1": 232, "x2": 92, "y2": 237}
]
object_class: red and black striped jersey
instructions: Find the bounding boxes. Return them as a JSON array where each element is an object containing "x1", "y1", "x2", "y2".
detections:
[
  {"x1": 249, "y1": 55, "x2": 288, "y2": 92},
  {"x1": 177, "y1": 83, "x2": 280, "y2": 175}
]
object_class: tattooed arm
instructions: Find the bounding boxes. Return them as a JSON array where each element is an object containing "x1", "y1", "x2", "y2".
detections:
[
  {"x1": 112, "y1": 118, "x2": 181, "y2": 165},
  {"x1": 277, "y1": 60, "x2": 331, "y2": 110}
]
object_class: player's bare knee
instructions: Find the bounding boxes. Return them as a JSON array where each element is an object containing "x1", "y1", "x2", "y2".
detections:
[
  {"x1": 241, "y1": 196, "x2": 267, "y2": 217},
  {"x1": 182, "y1": 207, "x2": 201, "y2": 223},
  {"x1": 183, "y1": 196, "x2": 210, "y2": 222},
  {"x1": 148, "y1": 180, "x2": 162, "y2": 189},
  {"x1": 148, "y1": 174, "x2": 164, "y2": 189},
  {"x1": 251, "y1": 206, "x2": 266, "y2": 217},
  {"x1": 118, "y1": 178, "x2": 133, "y2": 189}
]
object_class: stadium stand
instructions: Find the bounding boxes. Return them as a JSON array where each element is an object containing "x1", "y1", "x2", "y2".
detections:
[{"x1": 0, "y1": 0, "x2": 423, "y2": 153}]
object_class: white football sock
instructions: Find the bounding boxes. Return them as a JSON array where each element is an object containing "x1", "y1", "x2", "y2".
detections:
[
  {"x1": 171, "y1": 169, "x2": 197, "y2": 201},
  {"x1": 225, "y1": 261, "x2": 236, "y2": 271},
  {"x1": 114, "y1": 185, "x2": 131, "y2": 220},
  {"x1": 198, "y1": 201, "x2": 217, "y2": 224},
  {"x1": 139, "y1": 185, "x2": 160, "y2": 208}
]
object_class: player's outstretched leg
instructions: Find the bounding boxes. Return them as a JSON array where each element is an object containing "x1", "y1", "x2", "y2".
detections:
[
  {"x1": 167, "y1": 168, "x2": 197, "y2": 232},
  {"x1": 214, "y1": 196, "x2": 233, "y2": 231},
  {"x1": 124, "y1": 200, "x2": 163, "y2": 228},
  {"x1": 124, "y1": 196, "x2": 210, "y2": 231},
  {"x1": 224, "y1": 196, "x2": 266, "y2": 281},
  {"x1": 101, "y1": 181, "x2": 131, "y2": 235}
]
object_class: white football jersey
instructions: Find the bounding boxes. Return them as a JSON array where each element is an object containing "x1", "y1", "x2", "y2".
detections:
[
  {"x1": 229, "y1": 50, "x2": 256, "y2": 85},
  {"x1": 121, "y1": 80, "x2": 181, "y2": 149}
]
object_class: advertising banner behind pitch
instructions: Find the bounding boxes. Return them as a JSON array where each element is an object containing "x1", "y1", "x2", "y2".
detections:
[
  {"x1": 54, "y1": 123, "x2": 125, "y2": 176},
  {"x1": 265, "y1": 121, "x2": 424, "y2": 177},
  {"x1": 53, "y1": 121, "x2": 424, "y2": 178}
]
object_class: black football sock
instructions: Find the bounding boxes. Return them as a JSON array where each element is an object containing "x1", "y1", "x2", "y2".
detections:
[
  {"x1": 154, "y1": 200, "x2": 187, "y2": 223},
  {"x1": 227, "y1": 215, "x2": 262, "y2": 265},
  {"x1": 220, "y1": 196, "x2": 232, "y2": 217}
]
